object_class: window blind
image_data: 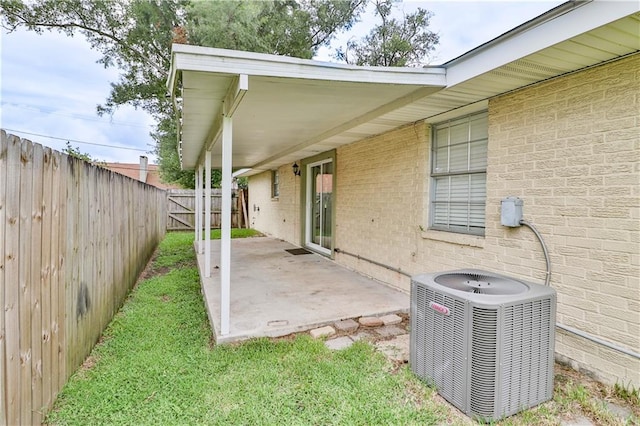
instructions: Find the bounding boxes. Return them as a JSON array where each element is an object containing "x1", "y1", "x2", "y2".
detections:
[{"x1": 431, "y1": 112, "x2": 487, "y2": 235}]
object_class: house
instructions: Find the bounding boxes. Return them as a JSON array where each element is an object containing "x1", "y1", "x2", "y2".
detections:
[
  {"x1": 169, "y1": 0, "x2": 639, "y2": 387},
  {"x1": 104, "y1": 155, "x2": 183, "y2": 190}
]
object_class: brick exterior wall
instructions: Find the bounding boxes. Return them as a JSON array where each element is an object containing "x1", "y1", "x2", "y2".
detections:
[
  {"x1": 248, "y1": 164, "x2": 301, "y2": 244},
  {"x1": 248, "y1": 54, "x2": 640, "y2": 387},
  {"x1": 485, "y1": 54, "x2": 639, "y2": 386},
  {"x1": 335, "y1": 123, "x2": 427, "y2": 292}
]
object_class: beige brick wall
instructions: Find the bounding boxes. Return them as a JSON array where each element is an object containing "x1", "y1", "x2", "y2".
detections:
[
  {"x1": 485, "y1": 54, "x2": 640, "y2": 386},
  {"x1": 334, "y1": 121, "x2": 496, "y2": 292},
  {"x1": 248, "y1": 54, "x2": 639, "y2": 387},
  {"x1": 248, "y1": 164, "x2": 301, "y2": 244},
  {"x1": 335, "y1": 123, "x2": 427, "y2": 292}
]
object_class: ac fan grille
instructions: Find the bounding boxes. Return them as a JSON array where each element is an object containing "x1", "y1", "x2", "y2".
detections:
[{"x1": 434, "y1": 272, "x2": 528, "y2": 295}]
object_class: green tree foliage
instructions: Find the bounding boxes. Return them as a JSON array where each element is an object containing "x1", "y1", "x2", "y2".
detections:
[
  {"x1": 336, "y1": 0, "x2": 439, "y2": 66},
  {"x1": 151, "y1": 114, "x2": 221, "y2": 188},
  {"x1": 1, "y1": 0, "x2": 366, "y2": 186},
  {"x1": 62, "y1": 141, "x2": 94, "y2": 162},
  {"x1": 1, "y1": 0, "x2": 437, "y2": 186},
  {"x1": 1, "y1": 0, "x2": 181, "y2": 118},
  {"x1": 186, "y1": 1, "x2": 365, "y2": 59}
]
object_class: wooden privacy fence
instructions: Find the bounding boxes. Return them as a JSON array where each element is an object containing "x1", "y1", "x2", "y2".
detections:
[
  {"x1": 167, "y1": 188, "x2": 248, "y2": 231},
  {"x1": 0, "y1": 131, "x2": 166, "y2": 425}
]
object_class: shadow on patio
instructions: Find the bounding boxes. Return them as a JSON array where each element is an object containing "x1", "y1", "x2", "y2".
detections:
[{"x1": 196, "y1": 237, "x2": 409, "y2": 343}]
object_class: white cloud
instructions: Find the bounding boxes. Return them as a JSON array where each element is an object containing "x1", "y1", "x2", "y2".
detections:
[
  {"x1": 316, "y1": 1, "x2": 564, "y2": 64},
  {"x1": 424, "y1": 1, "x2": 565, "y2": 64},
  {"x1": 1, "y1": 28, "x2": 155, "y2": 164}
]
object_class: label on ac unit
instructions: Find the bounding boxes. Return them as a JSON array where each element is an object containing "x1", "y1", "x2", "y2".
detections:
[{"x1": 429, "y1": 301, "x2": 450, "y2": 316}]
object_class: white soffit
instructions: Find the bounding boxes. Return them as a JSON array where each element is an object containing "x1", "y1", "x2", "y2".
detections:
[
  {"x1": 445, "y1": 1, "x2": 640, "y2": 87},
  {"x1": 369, "y1": 6, "x2": 640, "y2": 128}
]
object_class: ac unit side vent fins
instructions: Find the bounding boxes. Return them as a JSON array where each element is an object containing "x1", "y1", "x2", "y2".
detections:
[{"x1": 411, "y1": 269, "x2": 556, "y2": 422}]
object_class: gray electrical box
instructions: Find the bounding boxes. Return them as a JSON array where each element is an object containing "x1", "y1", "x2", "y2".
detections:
[{"x1": 501, "y1": 196, "x2": 523, "y2": 227}]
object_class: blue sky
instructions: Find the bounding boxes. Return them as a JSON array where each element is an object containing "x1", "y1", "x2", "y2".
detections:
[{"x1": 0, "y1": 1, "x2": 563, "y2": 164}]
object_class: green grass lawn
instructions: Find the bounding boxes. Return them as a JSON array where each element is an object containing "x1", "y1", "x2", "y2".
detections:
[
  {"x1": 46, "y1": 231, "x2": 445, "y2": 425},
  {"x1": 46, "y1": 231, "x2": 639, "y2": 426}
]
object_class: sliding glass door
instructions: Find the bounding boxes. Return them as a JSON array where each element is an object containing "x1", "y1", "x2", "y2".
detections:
[{"x1": 305, "y1": 159, "x2": 333, "y2": 255}]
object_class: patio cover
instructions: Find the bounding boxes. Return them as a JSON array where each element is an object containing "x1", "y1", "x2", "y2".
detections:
[{"x1": 167, "y1": 0, "x2": 639, "y2": 337}]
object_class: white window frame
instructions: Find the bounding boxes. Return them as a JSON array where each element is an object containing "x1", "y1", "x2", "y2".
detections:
[
  {"x1": 271, "y1": 169, "x2": 279, "y2": 198},
  {"x1": 430, "y1": 111, "x2": 487, "y2": 236}
]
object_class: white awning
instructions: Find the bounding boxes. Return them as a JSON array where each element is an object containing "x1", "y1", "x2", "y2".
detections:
[{"x1": 169, "y1": 46, "x2": 446, "y2": 173}]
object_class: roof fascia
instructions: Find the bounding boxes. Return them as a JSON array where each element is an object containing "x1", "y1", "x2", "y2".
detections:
[
  {"x1": 170, "y1": 44, "x2": 446, "y2": 86},
  {"x1": 167, "y1": 48, "x2": 181, "y2": 98},
  {"x1": 445, "y1": 0, "x2": 640, "y2": 87}
]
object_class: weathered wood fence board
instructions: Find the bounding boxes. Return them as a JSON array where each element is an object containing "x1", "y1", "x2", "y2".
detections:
[
  {"x1": 4, "y1": 133, "x2": 20, "y2": 424},
  {"x1": 167, "y1": 189, "x2": 246, "y2": 230},
  {"x1": 1, "y1": 131, "x2": 167, "y2": 425},
  {"x1": 0, "y1": 128, "x2": 6, "y2": 425}
]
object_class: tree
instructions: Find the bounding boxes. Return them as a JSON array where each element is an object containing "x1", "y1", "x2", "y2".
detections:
[
  {"x1": 336, "y1": 0, "x2": 439, "y2": 67},
  {"x1": 186, "y1": 1, "x2": 365, "y2": 59},
  {"x1": 1, "y1": 0, "x2": 182, "y2": 118},
  {"x1": 1, "y1": 0, "x2": 366, "y2": 186},
  {"x1": 2, "y1": 0, "x2": 438, "y2": 186},
  {"x1": 62, "y1": 141, "x2": 107, "y2": 167},
  {"x1": 62, "y1": 141, "x2": 94, "y2": 162}
]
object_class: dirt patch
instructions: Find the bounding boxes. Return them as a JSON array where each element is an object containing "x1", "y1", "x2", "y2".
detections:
[
  {"x1": 554, "y1": 362, "x2": 640, "y2": 421},
  {"x1": 73, "y1": 355, "x2": 99, "y2": 380},
  {"x1": 81, "y1": 356, "x2": 97, "y2": 371},
  {"x1": 136, "y1": 250, "x2": 197, "y2": 283},
  {"x1": 136, "y1": 249, "x2": 161, "y2": 283},
  {"x1": 140, "y1": 265, "x2": 170, "y2": 280}
]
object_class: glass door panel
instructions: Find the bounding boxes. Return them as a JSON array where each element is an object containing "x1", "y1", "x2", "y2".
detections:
[{"x1": 306, "y1": 159, "x2": 333, "y2": 254}]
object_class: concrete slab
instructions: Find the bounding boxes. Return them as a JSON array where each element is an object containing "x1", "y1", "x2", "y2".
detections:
[
  {"x1": 310, "y1": 326, "x2": 335, "y2": 339},
  {"x1": 334, "y1": 319, "x2": 359, "y2": 333},
  {"x1": 375, "y1": 333, "x2": 410, "y2": 363},
  {"x1": 197, "y1": 237, "x2": 408, "y2": 343},
  {"x1": 605, "y1": 402, "x2": 632, "y2": 421},
  {"x1": 325, "y1": 336, "x2": 354, "y2": 351},
  {"x1": 560, "y1": 415, "x2": 595, "y2": 426}
]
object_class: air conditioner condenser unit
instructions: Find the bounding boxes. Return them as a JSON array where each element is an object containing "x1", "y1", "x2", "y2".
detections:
[{"x1": 410, "y1": 269, "x2": 556, "y2": 422}]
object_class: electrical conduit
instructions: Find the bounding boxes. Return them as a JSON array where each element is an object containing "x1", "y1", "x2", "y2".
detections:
[{"x1": 518, "y1": 219, "x2": 640, "y2": 360}]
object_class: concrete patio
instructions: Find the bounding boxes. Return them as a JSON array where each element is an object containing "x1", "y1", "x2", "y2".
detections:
[{"x1": 196, "y1": 237, "x2": 409, "y2": 343}]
